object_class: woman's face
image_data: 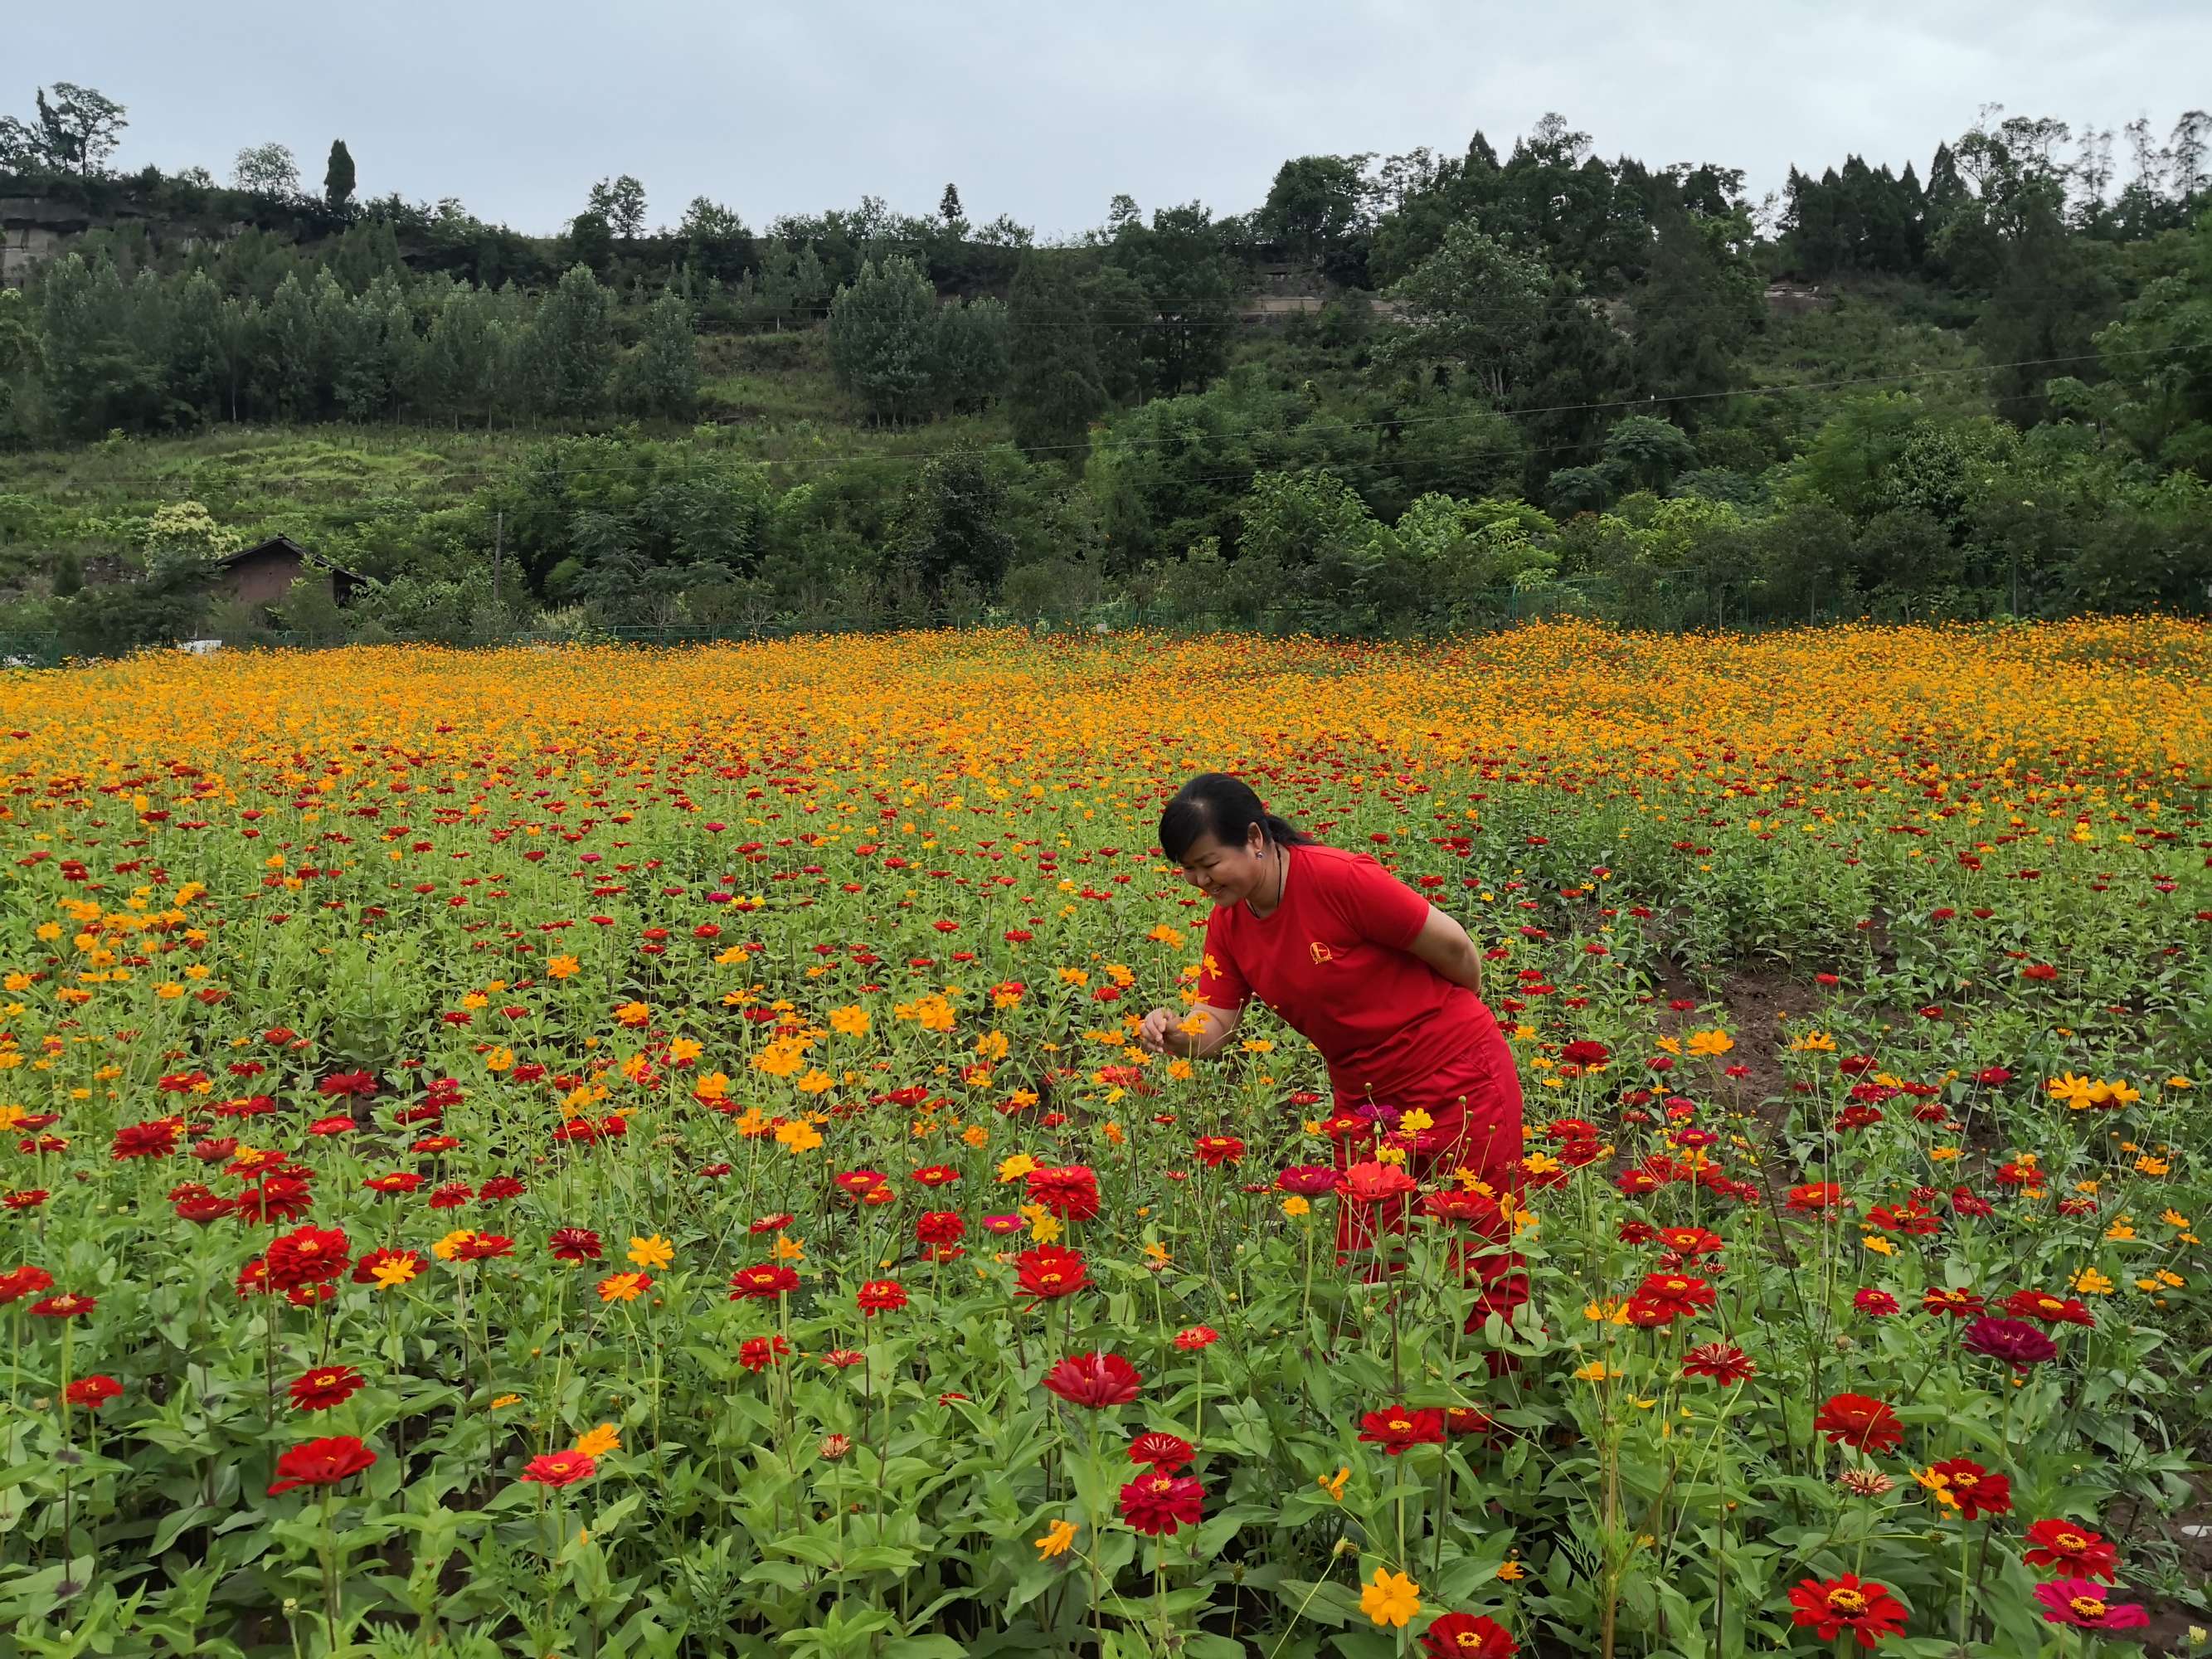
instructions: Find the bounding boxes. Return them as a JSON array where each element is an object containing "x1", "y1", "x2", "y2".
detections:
[{"x1": 1174, "y1": 824, "x2": 1272, "y2": 906}]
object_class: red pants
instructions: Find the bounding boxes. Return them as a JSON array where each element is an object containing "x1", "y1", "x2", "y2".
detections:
[{"x1": 1332, "y1": 1021, "x2": 1527, "y2": 1323}]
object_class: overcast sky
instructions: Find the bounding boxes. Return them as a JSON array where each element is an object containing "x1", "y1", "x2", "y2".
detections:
[{"x1": 16, "y1": 1, "x2": 2211, "y2": 237}]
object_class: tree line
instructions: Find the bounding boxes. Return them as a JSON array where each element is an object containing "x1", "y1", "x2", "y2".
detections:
[{"x1": 2, "y1": 84, "x2": 2210, "y2": 651}]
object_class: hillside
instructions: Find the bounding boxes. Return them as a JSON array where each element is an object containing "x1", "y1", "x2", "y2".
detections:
[{"x1": 2, "y1": 91, "x2": 2210, "y2": 653}]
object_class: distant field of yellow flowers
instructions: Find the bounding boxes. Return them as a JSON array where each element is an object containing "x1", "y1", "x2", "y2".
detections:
[{"x1": 0, "y1": 619, "x2": 2205, "y2": 1658}]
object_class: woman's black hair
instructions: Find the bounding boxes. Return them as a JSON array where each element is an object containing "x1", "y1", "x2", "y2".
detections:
[{"x1": 1159, "y1": 772, "x2": 1312, "y2": 863}]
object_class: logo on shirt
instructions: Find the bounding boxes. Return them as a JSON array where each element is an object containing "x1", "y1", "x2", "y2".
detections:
[{"x1": 1309, "y1": 941, "x2": 1334, "y2": 966}]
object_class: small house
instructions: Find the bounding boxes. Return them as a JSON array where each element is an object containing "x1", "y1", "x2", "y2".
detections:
[{"x1": 214, "y1": 536, "x2": 367, "y2": 610}]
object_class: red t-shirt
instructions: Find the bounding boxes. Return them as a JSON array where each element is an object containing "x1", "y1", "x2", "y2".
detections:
[{"x1": 1196, "y1": 842, "x2": 1506, "y2": 1117}]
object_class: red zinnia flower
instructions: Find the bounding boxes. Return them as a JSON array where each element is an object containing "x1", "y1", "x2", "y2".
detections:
[
  {"x1": 0, "y1": 1265, "x2": 55, "y2": 1304},
  {"x1": 1173, "y1": 1325, "x2": 1219, "y2": 1350},
  {"x1": 111, "y1": 1118, "x2": 182, "y2": 1160},
  {"x1": 1341, "y1": 1160, "x2": 1419, "y2": 1205},
  {"x1": 1014, "y1": 1247, "x2": 1091, "y2": 1303},
  {"x1": 1116, "y1": 1472, "x2": 1203, "y2": 1536},
  {"x1": 30, "y1": 1292, "x2": 95, "y2": 1319},
  {"x1": 737, "y1": 1335, "x2": 790, "y2": 1373},
  {"x1": 916, "y1": 1211, "x2": 965, "y2": 1245},
  {"x1": 1127, "y1": 1431, "x2": 1195, "y2": 1472},
  {"x1": 519, "y1": 1451, "x2": 596, "y2": 1488},
  {"x1": 289, "y1": 1365, "x2": 367, "y2": 1412},
  {"x1": 728, "y1": 1263, "x2": 800, "y2": 1301},
  {"x1": 857, "y1": 1279, "x2": 908, "y2": 1315},
  {"x1": 1920, "y1": 1287, "x2": 1984, "y2": 1319},
  {"x1": 1923, "y1": 1457, "x2": 2010, "y2": 1520},
  {"x1": 1419, "y1": 1612, "x2": 1519, "y2": 1658},
  {"x1": 264, "y1": 1226, "x2": 350, "y2": 1290},
  {"x1": 2022, "y1": 1519, "x2": 2119, "y2": 1581},
  {"x1": 1560, "y1": 1040, "x2": 1611, "y2": 1066},
  {"x1": 1853, "y1": 1288, "x2": 1900, "y2": 1317},
  {"x1": 1680, "y1": 1342, "x2": 1757, "y2": 1384},
  {"x1": 548, "y1": 1227, "x2": 604, "y2": 1262},
  {"x1": 1786, "y1": 1183, "x2": 1845, "y2": 1212},
  {"x1": 1193, "y1": 1136, "x2": 1245, "y2": 1167},
  {"x1": 1632, "y1": 1272, "x2": 1715, "y2": 1319},
  {"x1": 1962, "y1": 1316, "x2": 2058, "y2": 1368},
  {"x1": 1276, "y1": 1164, "x2": 1341, "y2": 1196},
  {"x1": 268, "y1": 1435, "x2": 377, "y2": 1496},
  {"x1": 351, "y1": 1247, "x2": 425, "y2": 1286},
  {"x1": 1358, "y1": 1407, "x2": 1446, "y2": 1455},
  {"x1": 1040, "y1": 1351, "x2": 1141, "y2": 1408},
  {"x1": 2003, "y1": 1290, "x2": 2095, "y2": 1327},
  {"x1": 1787, "y1": 1574, "x2": 1908, "y2": 1647},
  {"x1": 1813, "y1": 1394, "x2": 1902, "y2": 1454},
  {"x1": 1024, "y1": 1165, "x2": 1101, "y2": 1221},
  {"x1": 65, "y1": 1374, "x2": 123, "y2": 1410}
]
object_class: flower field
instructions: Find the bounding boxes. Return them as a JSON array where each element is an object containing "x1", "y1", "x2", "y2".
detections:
[{"x1": 1, "y1": 619, "x2": 2209, "y2": 1659}]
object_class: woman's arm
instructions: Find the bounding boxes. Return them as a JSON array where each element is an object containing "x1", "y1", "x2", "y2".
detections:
[
  {"x1": 1135, "y1": 1000, "x2": 1242, "y2": 1058},
  {"x1": 1406, "y1": 907, "x2": 1485, "y2": 1001}
]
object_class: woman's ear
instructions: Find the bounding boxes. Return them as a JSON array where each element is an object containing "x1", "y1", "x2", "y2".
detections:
[{"x1": 1246, "y1": 823, "x2": 1268, "y2": 857}]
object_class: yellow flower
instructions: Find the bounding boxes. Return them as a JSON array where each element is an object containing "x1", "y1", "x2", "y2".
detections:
[
  {"x1": 775, "y1": 1120, "x2": 824, "y2": 1155},
  {"x1": 1359, "y1": 1566, "x2": 1422, "y2": 1629},
  {"x1": 2069, "y1": 1267, "x2": 2115, "y2": 1296},
  {"x1": 572, "y1": 1423, "x2": 621, "y2": 1458},
  {"x1": 431, "y1": 1229, "x2": 476, "y2": 1262},
  {"x1": 1141, "y1": 1240, "x2": 1172, "y2": 1268},
  {"x1": 490, "y1": 1393, "x2": 522, "y2": 1410},
  {"x1": 484, "y1": 1046, "x2": 514, "y2": 1072},
  {"x1": 1573, "y1": 1360, "x2": 1620, "y2": 1381},
  {"x1": 667, "y1": 1037, "x2": 702, "y2": 1065},
  {"x1": 961, "y1": 1124, "x2": 989, "y2": 1149},
  {"x1": 1033, "y1": 1518, "x2": 1078, "y2": 1559},
  {"x1": 627, "y1": 1234, "x2": 674, "y2": 1270},
  {"x1": 1685, "y1": 1029, "x2": 1734, "y2": 1057},
  {"x1": 996, "y1": 1152, "x2": 1038, "y2": 1183},
  {"x1": 547, "y1": 955, "x2": 580, "y2": 979},
  {"x1": 599, "y1": 1272, "x2": 649, "y2": 1303},
  {"x1": 1496, "y1": 1559, "x2": 1524, "y2": 1582},
  {"x1": 774, "y1": 1235, "x2": 805, "y2": 1262},
  {"x1": 371, "y1": 1256, "x2": 420, "y2": 1289},
  {"x1": 1281, "y1": 1194, "x2": 1310, "y2": 1217},
  {"x1": 613, "y1": 1000, "x2": 651, "y2": 1028},
  {"x1": 829, "y1": 1005, "x2": 870, "y2": 1037},
  {"x1": 1861, "y1": 1234, "x2": 1895, "y2": 1256},
  {"x1": 1318, "y1": 1466, "x2": 1350, "y2": 1503}
]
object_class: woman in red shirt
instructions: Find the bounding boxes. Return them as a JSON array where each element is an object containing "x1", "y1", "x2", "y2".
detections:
[{"x1": 1136, "y1": 774, "x2": 1524, "y2": 1305}]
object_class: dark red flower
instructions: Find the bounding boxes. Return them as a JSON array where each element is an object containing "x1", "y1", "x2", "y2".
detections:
[
  {"x1": 1117, "y1": 1471, "x2": 1203, "y2": 1535},
  {"x1": 1923, "y1": 1457, "x2": 2010, "y2": 1520},
  {"x1": 2003, "y1": 1290, "x2": 2095, "y2": 1328},
  {"x1": 112, "y1": 1118, "x2": 182, "y2": 1160},
  {"x1": 1680, "y1": 1342, "x2": 1757, "y2": 1384},
  {"x1": 1920, "y1": 1287, "x2": 1985, "y2": 1319},
  {"x1": 916, "y1": 1210, "x2": 965, "y2": 1246},
  {"x1": 1420, "y1": 1613, "x2": 1519, "y2": 1658},
  {"x1": 857, "y1": 1279, "x2": 907, "y2": 1315},
  {"x1": 1193, "y1": 1136, "x2": 1244, "y2": 1167},
  {"x1": 1962, "y1": 1316, "x2": 2058, "y2": 1367},
  {"x1": 289, "y1": 1365, "x2": 367, "y2": 1412},
  {"x1": 548, "y1": 1227, "x2": 603, "y2": 1262},
  {"x1": 737, "y1": 1335, "x2": 790, "y2": 1373},
  {"x1": 1127, "y1": 1431, "x2": 1194, "y2": 1472}
]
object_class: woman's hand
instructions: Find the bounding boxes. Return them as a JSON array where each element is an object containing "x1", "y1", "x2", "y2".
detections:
[
  {"x1": 1136, "y1": 1002, "x2": 1240, "y2": 1058},
  {"x1": 1135, "y1": 1007, "x2": 1180, "y2": 1054}
]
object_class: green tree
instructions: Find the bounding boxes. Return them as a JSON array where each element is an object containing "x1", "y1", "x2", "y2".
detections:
[
  {"x1": 36, "y1": 254, "x2": 162, "y2": 435},
  {"x1": 1007, "y1": 254, "x2": 1106, "y2": 460},
  {"x1": 1106, "y1": 202, "x2": 1236, "y2": 396},
  {"x1": 931, "y1": 296, "x2": 1009, "y2": 413},
  {"x1": 680, "y1": 197, "x2": 753, "y2": 282},
  {"x1": 523, "y1": 265, "x2": 615, "y2": 417},
  {"x1": 2093, "y1": 207, "x2": 2212, "y2": 471},
  {"x1": 939, "y1": 182, "x2": 965, "y2": 226},
  {"x1": 828, "y1": 255, "x2": 938, "y2": 422},
  {"x1": 588, "y1": 176, "x2": 648, "y2": 242},
  {"x1": 233, "y1": 143, "x2": 299, "y2": 197},
  {"x1": 4, "y1": 84, "x2": 128, "y2": 176},
  {"x1": 1602, "y1": 415, "x2": 1699, "y2": 492},
  {"x1": 1629, "y1": 203, "x2": 1763, "y2": 413},
  {"x1": 1382, "y1": 221, "x2": 1550, "y2": 397},
  {"x1": 617, "y1": 293, "x2": 700, "y2": 420},
  {"x1": 892, "y1": 445, "x2": 1018, "y2": 598},
  {"x1": 1257, "y1": 154, "x2": 1376, "y2": 266},
  {"x1": 324, "y1": 139, "x2": 357, "y2": 213},
  {"x1": 423, "y1": 286, "x2": 506, "y2": 428}
]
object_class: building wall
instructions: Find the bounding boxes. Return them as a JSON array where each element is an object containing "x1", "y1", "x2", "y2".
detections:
[{"x1": 221, "y1": 550, "x2": 311, "y2": 607}]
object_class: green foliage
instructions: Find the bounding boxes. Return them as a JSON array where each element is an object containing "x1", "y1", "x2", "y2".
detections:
[
  {"x1": 324, "y1": 139, "x2": 357, "y2": 213},
  {"x1": 1006, "y1": 255, "x2": 1106, "y2": 461},
  {"x1": 1383, "y1": 222, "x2": 1550, "y2": 397},
  {"x1": 523, "y1": 265, "x2": 615, "y2": 418},
  {"x1": 829, "y1": 255, "x2": 940, "y2": 423},
  {"x1": 618, "y1": 294, "x2": 701, "y2": 421}
]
